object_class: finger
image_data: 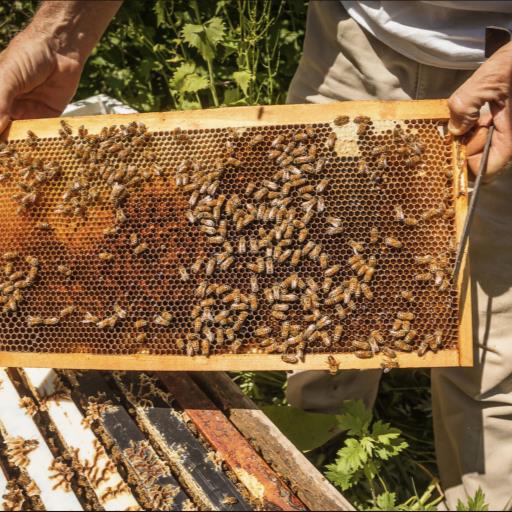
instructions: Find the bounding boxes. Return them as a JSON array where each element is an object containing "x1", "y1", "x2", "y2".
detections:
[
  {"x1": 448, "y1": 85, "x2": 483, "y2": 136},
  {"x1": 467, "y1": 103, "x2": 512, "y2": 179},
  {"x1": 0, "y1": 109, "x2": 11, "y2": 135}
]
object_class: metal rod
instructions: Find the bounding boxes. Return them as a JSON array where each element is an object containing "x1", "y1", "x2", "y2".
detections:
[{"x1": 452, "y1": 125, "x2": 495, "y2": 282}]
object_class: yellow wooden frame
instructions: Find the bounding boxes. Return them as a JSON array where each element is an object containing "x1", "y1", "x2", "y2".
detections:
[{"x1": 0, "y1": 99, "x2": 472, "y2": 371}]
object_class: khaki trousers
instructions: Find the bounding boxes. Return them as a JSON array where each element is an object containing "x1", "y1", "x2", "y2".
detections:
[{"x1": 286, "y1": 2, "x2": 512, "y2": 510}]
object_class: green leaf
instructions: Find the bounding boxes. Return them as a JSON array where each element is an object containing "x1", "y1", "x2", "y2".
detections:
[
  {"x1": 182, "y1": 73, "x2": 209, "y2": 93},
  {"x1": 262, "y1": 405, "x2": 339, "y2": 451},
  {"x1": 325, "y1": 465, "x2": 359, "y2": 491},
  {"x1": 375, "y1": 491, "x2": 397, "y2": 510},
  {"x1": 336, "y1": 400, "x2": 373, "y2": 436},
  {"x1": 360, "y1": 436, "x2": 375, "y2": 456},
  {"x1": 456, "y1": 488, "x2": 489, "y2": 511},
  {"x1": 204, "y1": 17, "x2": 225, "y2": 46},
  {"x1": 233, "y1": 70, "x2": 252, "y2": 95},
  {"x1": 153, "y1": 0, "x2": 167, "y2": 28},
  {"x1": 170, "y1": 62, "x2": 209, "y2": 94},
  {"x1": 182, "y1": 17, "x2": 226, "y2": 61},
  {"x1": 336, "y1": 438, "x2": 368, "y2": 473}
]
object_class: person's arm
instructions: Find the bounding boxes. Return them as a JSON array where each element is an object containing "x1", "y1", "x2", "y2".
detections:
[
  {"x1": 0, "y1": 0, "x2": 122, "y2": 132},
  {"x1": 448, "y1": 42, "x2": 512, "y2": 180}
]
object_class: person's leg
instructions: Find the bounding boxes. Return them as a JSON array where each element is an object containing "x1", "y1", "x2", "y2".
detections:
[
  {"x1": 432, "y1": 167, "x2": 512, "y2": 509},
  {"x1": 286, "y1": 8, "x2": 512, "y2": 509}
]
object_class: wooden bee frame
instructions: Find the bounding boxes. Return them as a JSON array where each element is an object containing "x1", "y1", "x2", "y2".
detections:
[{"x1": 0, "y1": 100, "x2": 471, "y2": 371}]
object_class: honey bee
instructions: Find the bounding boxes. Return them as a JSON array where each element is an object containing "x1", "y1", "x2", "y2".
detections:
[
  {"x1": 381, "y1": 359, "x2": 399, "y2": 372},
  {"x1": 405, "y1": 155, "x2": 421, "y2": 168},
  {"x1": 333, "y1": 324, "x2": 343, "y2": 344},
  {"x1": 381, "y1": 346, "x2": 396, "y2": 359},
  {"x1": 368, "y1": 336, "x2": 380, "y2": 354},
  {"x1": 326, "y1": 132, "x2": 337, "y2": 151},
  {"x1": 363, "y1": 267, "x2": 375, "y2": 283},
  {"x1": 394, "y1": 205, "x2": 405, "y2": 222},
  {"x1": 98, "y1": 252, "x2": 114, "y2": 262},
  {"x1": 281, "y1": 354, "x2": 299, "y2": 364},
  {"x1": 414, "y1": 272, "x2": 433, "y2": 282},
  {"x1": 128, "y1": 233, "x2": 139, "y2": 247},
  {"x1": 383, "y1": 236, "x2": 402, "y2": 249},
  {"x1": 433, "y1": 329, "x2": 443, "y2": 350},
  {"x1": 115, "y1": 208, "x2": 127, "y2": 224},
  {"x1": 154, "y1": 311, "x2": 173, "y2": 327},
  {"x1": 36, "y1": 222, "x2": 52, "y2": 231},
  {"x1": 397, "y1": 312, "x2": 414, "y2": 321},
  {"x1": 27, "y1": 315, "x2": 43, "y2": 327},
  {"x1": 404, "y1": 330, "x2": 417, "y2": 343},
  {"x1": 421, "y1": 207, "x2": 443, "y2": 221},
  {"x1": 43, "y1": 317, "x2": 60, "y2": 326},
  {"x1": 333, "y1": 115, "x2": 350, "y2": 127},
  {"x1": 393, "y1": 340, "x2": 413, "y2": 352},
  {"x1": 3, "y1": 252, "x2": 18, "y2": 261},
  {"x1": 404, "y1": 217, "x2": 418, "y2": 226},
  {"x1": 290, "y1": 249, "x2": 302, "y2": 267},
  {"x1": 355, "y1": 350, "x2": 373, "y2": 359},
  {"x1": 60, "y1": 119, "x2": 72, "y2": 135},
  {"x1": 255, "y1": 326, "x2": 272, "y2": 338},
  {"x1": 220, "y1": 256, "x2": 235, "y2": 271},
  {"x1": 134, "y1": 242, "x2": 148, "y2": 255},
  {"x1": 324, "y1": 265, "x2": 341, "y2": 278},
  {"x1": 60, "y1": 306, "x2": 75, "y2": 318},
  {"x1": 309, "y1": 244, "x2": 322, "y2": 261},
  {"x1": 416, "y1": 341, "x2": 428, "y2": 357},
  {"x1": 348, "y1": 240, "x2": 365, "y2": 254},
  {"x1": 400, "y1": 290, "x2": 414, "y2": 301}
]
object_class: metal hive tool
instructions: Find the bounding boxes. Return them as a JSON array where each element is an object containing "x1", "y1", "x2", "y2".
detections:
[{"x1": 0, "y1": 101, "x2": 472, "y2": 371}]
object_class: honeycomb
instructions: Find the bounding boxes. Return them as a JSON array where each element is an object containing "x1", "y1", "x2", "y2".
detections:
[{"x1": 0, "y1": 111, "x2": 462, "y2": 368}]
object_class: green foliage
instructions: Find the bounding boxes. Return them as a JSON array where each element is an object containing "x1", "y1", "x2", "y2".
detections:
[
  {"x1": 456, "y1": 488, "x2": 489, "y2": 511},
  {"x1": 325, "y1": 401, "x2": 409, "y2": 492},
  {"x1": 325, "y1": 400, "x2": 442, "y2": 511}
]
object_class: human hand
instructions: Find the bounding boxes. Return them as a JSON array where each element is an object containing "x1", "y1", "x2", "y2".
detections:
[
  {"x1": 448, "y1": 42, "x2": 512, "y2": 180},
  {"x1": 0, "y1": 28, "x2": 83, "y2": 133}
]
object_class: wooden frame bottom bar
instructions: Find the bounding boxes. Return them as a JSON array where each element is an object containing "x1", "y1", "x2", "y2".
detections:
[{"x1": 0, "y1": 349, "x2": 463, "y2": 371}]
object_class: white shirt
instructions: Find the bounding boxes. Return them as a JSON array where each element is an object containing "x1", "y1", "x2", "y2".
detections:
[{"x1": 341, "y1": 1, "x2": 512, "y2": 69}]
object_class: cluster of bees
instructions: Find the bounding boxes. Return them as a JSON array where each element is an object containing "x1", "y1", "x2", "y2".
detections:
[
  {"x1": 173, "y1": 118, "x2": 455, "y2": 368},
  {"x1": 0, "y1": 252, "x2": 39, "y2": 314},
  {"x1": 0, "y1": 112, "x2": 457, "y2": 370}
]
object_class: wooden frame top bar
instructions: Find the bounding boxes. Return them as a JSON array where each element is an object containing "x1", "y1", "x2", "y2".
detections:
[{"x1": 5, "y1": 99, "x2": 450, "y2": 140}]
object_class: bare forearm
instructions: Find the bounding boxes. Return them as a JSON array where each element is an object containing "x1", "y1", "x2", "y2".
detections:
[{"x1": 23, "y1": 0, "x2": 122, "y2": 64}]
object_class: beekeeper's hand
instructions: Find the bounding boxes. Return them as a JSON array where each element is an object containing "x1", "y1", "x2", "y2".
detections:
[
  {"x1": 448, "y1": 41, "x2": 512, "y2": 180},
  {"x1": 0, "y1": 0, "x2": 121, "y2": 134}
]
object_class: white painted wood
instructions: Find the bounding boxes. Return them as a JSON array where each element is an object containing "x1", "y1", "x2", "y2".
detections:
[
  {"x1": 23, "y1": 368, "x2": 140, "y2": 511},
  {"x1": 0, "y1": 368, "x2": 82, "y2": 511}
]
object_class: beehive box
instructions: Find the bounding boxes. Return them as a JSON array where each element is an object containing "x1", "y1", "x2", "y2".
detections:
[{"x1": 0, "y1": 100, "x2": 471, "y2": 371}]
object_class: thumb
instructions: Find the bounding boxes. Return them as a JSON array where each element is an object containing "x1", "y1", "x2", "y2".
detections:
[
  {"x1": 0, "y1": 111, "x2": 11, "y2": 135},
  {"x1": 447, "y1": 86, "x2": 483, "y2": 136}
]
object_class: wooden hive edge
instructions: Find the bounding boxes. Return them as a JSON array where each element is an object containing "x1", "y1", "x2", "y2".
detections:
[
  {"x1": 4, "y1": 99, "x2": 450, "y2": 140},
  {"x1": 0, "y1": 349, "x2": 459, "y2": 371}
]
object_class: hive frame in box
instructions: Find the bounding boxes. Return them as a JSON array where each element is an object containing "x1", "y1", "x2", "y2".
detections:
[{"x1": 0, "y1": 99, "x2": 472, "y2": 371}]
